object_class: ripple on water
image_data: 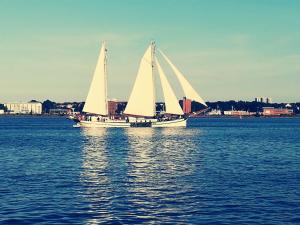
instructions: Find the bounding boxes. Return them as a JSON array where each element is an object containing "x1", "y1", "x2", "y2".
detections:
[{"x1": 0, "y1": 117, "x2": 299, "y2": 224}]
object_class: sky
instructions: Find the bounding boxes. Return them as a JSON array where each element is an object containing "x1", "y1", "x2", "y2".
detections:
[{"x1": 0, "y1": 0, "x2": 299, "y2": 103}]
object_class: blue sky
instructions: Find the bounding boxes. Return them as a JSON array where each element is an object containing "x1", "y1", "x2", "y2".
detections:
[{"x1": 0, "y1": 0, "x2": 299, "y2": 103}]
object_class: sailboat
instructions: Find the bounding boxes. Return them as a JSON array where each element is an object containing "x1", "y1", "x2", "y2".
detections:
[{"x1": 75, "y1": 41, "x2": 206, "y2": 128}]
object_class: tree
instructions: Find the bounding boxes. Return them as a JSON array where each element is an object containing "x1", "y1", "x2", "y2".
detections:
[
  {"x1": 74, "y1": 102, "x2": 84, "y2": 112},
  {"x1": 42, "y1": 100, "x2": 56, "y2": 113},
  {"x1": 29, "y1": 100, "x2": 39, "y2": 103}
]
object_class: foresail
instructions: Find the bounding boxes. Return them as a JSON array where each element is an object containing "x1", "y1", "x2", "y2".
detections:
[
  {"x1": 124, "y1": 44, "x2": 155, "y2": 117},
  {"x1": 83, "y1": 42, "x2": 108, "y2": 115},
  {"x1": 155, "y1": 57, "x2": 184, "y2": 115},
  {"x1": 159, "y1": 50, "x2": 207, "y2": 107}
]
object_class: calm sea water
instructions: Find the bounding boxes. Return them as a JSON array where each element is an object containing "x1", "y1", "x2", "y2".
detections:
[{"x1": 0, "y1": 116, "x2": 299, "y2": 224}]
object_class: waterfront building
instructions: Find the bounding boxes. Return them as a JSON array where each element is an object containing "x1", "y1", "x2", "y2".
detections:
[
  {"x1": 224, "y1": 110, "x2": 252, "y2": 116},
  {"x1": 4, "y1": 102, "x2": 42, "y2": 114},
  {"x1": 208, "y1": 109, "x2": 222, "y2": 116},
  {"x1": 0, "y1": 109, "x2": 4, "y2": 115},
  {"x1": 262, "y1": 107, "x2": 293, "y2": 116},
  {"x1": 108, "y1": 100, "x2": 118, "y2": 116},
  {"x1": 182, "y1": 97, "x2": 192, "y2": 114},
  {"x1": 49, "y1": 108, "x2": 71, "y2": 115}
]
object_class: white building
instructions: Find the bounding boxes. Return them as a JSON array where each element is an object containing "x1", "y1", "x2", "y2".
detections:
[
  {"x1": 4, "y1": 102, "x2": 42, "y2": 114},
  {"x1": 224, "y1": 110, "x2": 251, "y2": 116},
  {"x1": 208, "y1": 109, "x2": 222, "y2": 116}
]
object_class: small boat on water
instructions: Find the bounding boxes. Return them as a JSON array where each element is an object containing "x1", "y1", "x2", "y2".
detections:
[
  {"x1": 67, "y1": 115, "x2": 75, "y2": 120},
  {"x1": 75, "y1": 41, "x2": 206, "y2": 128}
]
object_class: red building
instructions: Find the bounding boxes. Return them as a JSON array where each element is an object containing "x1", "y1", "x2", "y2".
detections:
[
  {"x1": 108, "y1": 100, "x2": 118, "y2": 116},
  {"x1": 182, "y1": 97, "x2": 192, "y2": 114},
  {"x1": 262, "y1": 107, "x2": 293, "y2": 116}
]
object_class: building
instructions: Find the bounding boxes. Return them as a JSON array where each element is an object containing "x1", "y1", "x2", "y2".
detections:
[
  {"x1": 108, "y1": 100, "x2": 118, "y2": 116},
  {"x1": 262, "y1": 107, "x2": 293, "y2": 116},
  {"x1": 182, "y1": 97, "x2": 192, "y2": 114},
  {"x1": 255, "y1": 97, "x2": 272, "y2": 103},
  {"x1": 223, "y1": 110, "x2": 256, "y2": 116},
  {"x1": 49, "y1": 108, "x2": 71, "y2": 115},
  {"x1": 4, "y1": 102, "x2": 42, "y2": 114},
  {"x1": 255, "y1": 97, "x2": 267, "y2": 103},
  {"x1": 224, "y1": 110, "x2": 251, "y2": 116},
  {"x1": 266, "y1": 97, "x2": 272, "y2": 104},
  {"x1": 0, "y1": 109, "x2": 4, "y2": 115},
  {"x1": 207, "y1": 109, "x2": 222, "y2": 116}
]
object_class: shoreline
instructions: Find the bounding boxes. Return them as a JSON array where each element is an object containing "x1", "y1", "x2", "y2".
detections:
[{"x1": 1, "y1": 114, "x2": 299, "y2": 119}]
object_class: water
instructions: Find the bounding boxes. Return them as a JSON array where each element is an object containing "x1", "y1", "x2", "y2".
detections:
[{"x1": 0, "y1": 116, "x2": 299, "y2": 224}]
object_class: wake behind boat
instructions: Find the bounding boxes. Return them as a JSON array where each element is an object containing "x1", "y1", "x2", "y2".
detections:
[{"x1": 74, "y1": 41, "x2": 206, "y2": 128}]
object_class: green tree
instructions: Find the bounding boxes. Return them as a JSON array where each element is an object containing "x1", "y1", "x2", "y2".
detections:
[{"x1": 42, "y1": 100, "x2": 56, "y2": 113}]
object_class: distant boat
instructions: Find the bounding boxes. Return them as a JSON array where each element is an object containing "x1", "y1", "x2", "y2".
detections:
[
  {"x1": 75, "y1": 41, "x2": 207, "y2": 128},
  {"x1": 67, "y1": 115, "x2": 75, "y2": 120}
]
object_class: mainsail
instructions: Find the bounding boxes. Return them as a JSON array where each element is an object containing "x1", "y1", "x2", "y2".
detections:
[
  {"x1": 83, "y1": 42, "x2": 108, "y2": 115},
  {"x1": 124, "y1": 43, "x2": 156, "y2": 117},
  {"x1": 159, "y1": 50, "x2": 207, "y2": 106},
  {"x1": 155, "y1": 57, "x2": 184, "y2": 115}
]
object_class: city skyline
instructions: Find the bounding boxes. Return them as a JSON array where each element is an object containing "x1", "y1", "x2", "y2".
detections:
[{"x1": 1, "y1": 0, "x2": 300, "y2": 103}]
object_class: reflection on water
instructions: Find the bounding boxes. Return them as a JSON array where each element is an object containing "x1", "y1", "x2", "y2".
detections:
[
  {"x1": 125, "y1": 128, "x2": 201, "y2": 222},
  {"x1": 80, "y1": 127, "x2": 202, "y2": 223},
  {"x1": 80, "y1": 128, "x2": 111, "y2": 225},
  {"x1": 81, "y1": 128, "x2": 108, "y2": 184}
]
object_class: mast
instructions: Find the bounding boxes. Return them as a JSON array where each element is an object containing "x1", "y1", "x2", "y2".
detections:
[
  {"x1": 151, "y1": 41, "x2": 156, "y2": 116},
  {"x1": 83, "y1": 42, "x2": 108, "y2": 115},
  {"x1": 104, "y1": 42, "x2": 108, "y2": 116}
]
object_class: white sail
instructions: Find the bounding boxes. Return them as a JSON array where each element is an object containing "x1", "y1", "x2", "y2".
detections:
[
  {"x1": 159, "y1": 50, "x2": 207, "y2": 106},
  {"x1": 155, "y1": 57, "x2": 184, "y2": 115},
  {"x1": 124, "y1": 43, "x2": 156, "y2": 117},
  {"x1": 83, "y1": 42, "x2": 108, "y2": 115}
]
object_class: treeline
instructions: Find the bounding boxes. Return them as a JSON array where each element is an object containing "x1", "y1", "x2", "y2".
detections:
[
  {"x1": 42, "y1": 100, "x2": 84, "y2": 113},
  {"x1": 41, "y1": 100, "x2": 300, "y2": 114},
  {"x1": 2, "y1": 100, "x2": 298, "y2": 114},
  {"x1": 205, "y1": 101, "x2": 300, "y2": 114}
]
